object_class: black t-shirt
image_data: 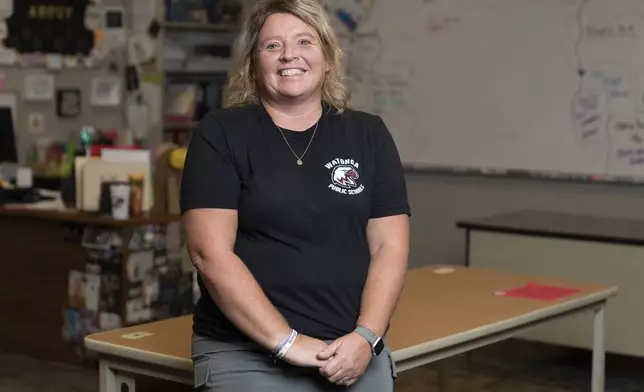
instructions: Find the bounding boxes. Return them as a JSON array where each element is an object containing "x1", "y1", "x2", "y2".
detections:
[{"x1": 180, "y1": 102, "x2": 410, "y2": 342}]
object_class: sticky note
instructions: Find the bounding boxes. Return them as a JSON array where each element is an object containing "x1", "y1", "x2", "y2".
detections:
[{"x1": 121, "y1": 331, "x2": 153, "y2": 340}]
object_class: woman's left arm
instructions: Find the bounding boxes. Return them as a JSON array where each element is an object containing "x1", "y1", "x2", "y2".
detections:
[
  {"x1": 318, "y1": 115, "x2": 410, "y2": 386},
  {"x1": 358, "y1": 115, "x2": 411, "y2": 336},
  {"x1": 318, "y1": 214, "x2": 409, "y2": 385},
  {"x1": 358, "y1": 213, "x2": 410, "y2": 336}
]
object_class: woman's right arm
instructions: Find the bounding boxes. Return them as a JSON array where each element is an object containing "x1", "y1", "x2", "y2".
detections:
[
  {"x1": 184, "y1": 208, "x2": 327, "y2": 367},
  {"x1": 180, "y1": 117, "x2": 326, "y2": 367},
  {"x1": 184, "y1": 207, "x2": 290, "y2": 350}
]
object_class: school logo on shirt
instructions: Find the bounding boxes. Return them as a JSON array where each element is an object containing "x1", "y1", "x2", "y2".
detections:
[{"x1": 324, "y1": 158, "x2": 365, "y2": 195}]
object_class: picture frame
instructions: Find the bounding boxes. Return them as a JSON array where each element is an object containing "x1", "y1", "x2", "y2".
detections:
[{"x1": 56, "y1": 88, "x2": 81, "y2": 118}]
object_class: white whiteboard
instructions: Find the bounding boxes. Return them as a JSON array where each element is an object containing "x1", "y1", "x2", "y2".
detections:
[{"x1": 326, "y1": 0, "x2": 644, "y2": 180}]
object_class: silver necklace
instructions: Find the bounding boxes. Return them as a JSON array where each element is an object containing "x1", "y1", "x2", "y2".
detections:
[{"x1": 274, "y1": 118, "x2": 320, "y2": 166}]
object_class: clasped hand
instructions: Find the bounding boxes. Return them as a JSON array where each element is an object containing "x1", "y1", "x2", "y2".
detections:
[
  {"x1": 317, "y1": 332, "x2": 372, "y2": 387},
  {"x1": 282, "y1": 332, "x2": 373, "y2": 387}
]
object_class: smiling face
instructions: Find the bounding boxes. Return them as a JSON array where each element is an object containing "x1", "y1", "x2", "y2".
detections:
[{"x1": 256, "y1": 12, "x2": 330, "y2": 104}]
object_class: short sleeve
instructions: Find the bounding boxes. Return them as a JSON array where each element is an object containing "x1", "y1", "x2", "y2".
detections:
[
  {"x1": 370, "y1": 116, "x2": 411, "y2": 219},
  {"x1": 180, "y1": 115, "x2": 241, "y2": 214}
]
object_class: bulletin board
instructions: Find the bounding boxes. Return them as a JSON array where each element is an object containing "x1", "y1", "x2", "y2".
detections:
[{"x1": 0, "y1": 0, "x2": 164, "y2": 163}]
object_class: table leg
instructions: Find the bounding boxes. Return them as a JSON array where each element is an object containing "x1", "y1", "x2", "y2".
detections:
[
  {"x1": 99, "y1": 361, "x2": 115, "y2": 392},
  {"x1": 592, "y1": 304, "x2": 606, "y2": 392},
  {"x1": 100, "y1": 361, "x2": 137, "y2": 392},
  {"x1": 115, "y1": 374, "x2": 136, "y2": 392}
]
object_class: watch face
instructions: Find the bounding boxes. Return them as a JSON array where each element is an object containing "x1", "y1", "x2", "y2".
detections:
[{"x1": 374, "y1": 338, "x2": 385, "y2": 356}]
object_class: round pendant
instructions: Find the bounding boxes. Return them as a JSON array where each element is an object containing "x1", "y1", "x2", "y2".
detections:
[{"x1": 297, "y1": 159, "x2": 303, "y2": 166}]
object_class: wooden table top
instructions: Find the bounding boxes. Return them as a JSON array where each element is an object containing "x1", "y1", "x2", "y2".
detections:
[
  {"x1": 85, "y1": 265, "x2": 617, "y2": 369},
  {"x1": 457, "y1": 210, "x2": 644, "y2": 246},
  {"x1": 0, "y1": 206, "x2": 180, "y2": 227}
]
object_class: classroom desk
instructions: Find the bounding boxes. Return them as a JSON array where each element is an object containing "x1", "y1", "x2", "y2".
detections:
[
  {"x1": 0, "y1": 206, "x2": 184, "y2": 363},
  {"x1": 85, "y1": 265, "x2": 617, "y2": 392},
  {"x1": 458, "y1": 210, "x2": 644, "y2": 357}
]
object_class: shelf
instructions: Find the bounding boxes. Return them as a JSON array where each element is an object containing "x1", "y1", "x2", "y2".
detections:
[{"x1": 161, "y1": 21, "x2": 238, "y2": 33}]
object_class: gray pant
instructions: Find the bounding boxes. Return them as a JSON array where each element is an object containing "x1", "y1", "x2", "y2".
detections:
[{"x1": 192, "y1": 334, "x2": 397, "y2": 391}]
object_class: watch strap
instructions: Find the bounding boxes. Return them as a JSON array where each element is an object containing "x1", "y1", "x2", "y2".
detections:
[
  {"x1": 354, "y1": 325, "x2": 379, "y2": 345},
  {"x1": 354, "y1": 325, "x2": 384, "y2": 356}
]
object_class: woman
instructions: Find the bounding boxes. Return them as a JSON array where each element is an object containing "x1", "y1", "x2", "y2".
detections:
[{"x1": 181, "y1": 0, "x2": 410, "y2": 390}]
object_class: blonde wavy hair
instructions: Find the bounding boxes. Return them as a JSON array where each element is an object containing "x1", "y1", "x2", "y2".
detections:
[{"x1": 223, "y1": 0, "x2": 349, "y2": 113}]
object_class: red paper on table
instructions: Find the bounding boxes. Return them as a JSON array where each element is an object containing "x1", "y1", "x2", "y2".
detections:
[{"x1": 496, "y1": 282, "x2": 581, "y2": 301}]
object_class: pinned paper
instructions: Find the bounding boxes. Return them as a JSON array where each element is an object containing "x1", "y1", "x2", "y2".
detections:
[
  {"x1": 84, "y1": 273, "x2": 101, "y2": 312},
  {"x1": 85, "y1": 4, "x2": 103, "y2": 30},
  {"x1": 45, "y1": 54, "x2": 63, "y2": 70},
  {"x1": 63, "y1": 56, "x2": 77, "y2": 68},
  {"x1": 127, "y1": 101, "x2": 149, "y2": 138},
  {"x1": 127, "y1": 34, "x2": 155, "y2": 65},
  {"x1": 495, "y1": 282, "x2": 581, "y2": 302},
  {"x1": 24, "y1": 74, "x2": 55, "y2": 101},
  {"x1": 27, "y1": 113, "x2": 44, "y2": 134},
  {"x1": 90, "y1": 76, "x2": 121, "y2": 106},
  {"x1": 103, "y1": 6, "x2": 126, "y2": 49},
  {"x1": 0, "y1": 47, "x2": 16, "y2": 65}
]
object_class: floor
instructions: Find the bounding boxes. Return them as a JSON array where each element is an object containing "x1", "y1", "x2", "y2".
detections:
[{"x1": 2, "y1": 339, "x2": 644, "y2": 391}]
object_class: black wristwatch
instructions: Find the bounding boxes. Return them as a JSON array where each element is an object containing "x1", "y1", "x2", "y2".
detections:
[{"x1": 353, "y1": 325, "x2": 384, "y2": 356}]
